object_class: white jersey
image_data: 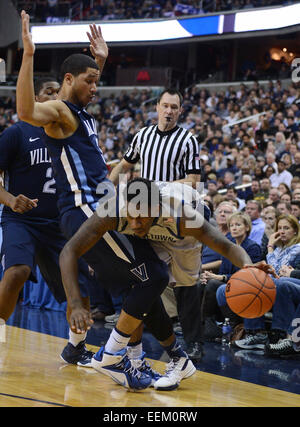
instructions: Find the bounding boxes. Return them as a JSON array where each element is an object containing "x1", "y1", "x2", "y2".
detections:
[{"x1": 116, "y1": 182, "x2": 203, "y2": 286}]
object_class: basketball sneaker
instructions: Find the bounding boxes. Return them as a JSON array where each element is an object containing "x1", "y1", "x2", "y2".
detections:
[
  {"x1": 186, "y1": 341, "x2": 203, "y2": 363},
  {"x1": 153, "y1": 354, "x2": 196, "y2": 391},
  {"x1": 130, "y1": 352, "x2": 162, "y2": 386},
  {"x1": 60, "y1": 341, "x2": 94, "y2": 367},
  {"x1": 233, "y1": 332, "x2": 268, "y2": 350},
  {"x1": 91, "y1": 347, "x2": 152, "y2": 390},
  {"x1": 264, "y1": 339, "x2": 300, "y2": 359}
]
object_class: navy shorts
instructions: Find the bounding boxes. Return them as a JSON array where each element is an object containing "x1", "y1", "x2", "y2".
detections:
[
  {"x1": 60, "y1": 207, "x2": 169, "y2": 318},
  {"x1": 1, "y1": 217, "x2": 90, "y2": 303}
]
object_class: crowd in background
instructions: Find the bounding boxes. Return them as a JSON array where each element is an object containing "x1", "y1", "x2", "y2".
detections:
[
  {"x1": 14, "y1": 0, "x2": 293, "y2": 22},
  {"x1": 1, "y1": 77, "x2": 300, "y2": 356},
  {"x1": 1, "y1": 80, "x2": 300, "y2": 182}
]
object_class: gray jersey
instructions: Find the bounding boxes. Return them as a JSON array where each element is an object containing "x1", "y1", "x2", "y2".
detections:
[{"x1": 116, "y1": 182, "x2": 202, "y2": 286}]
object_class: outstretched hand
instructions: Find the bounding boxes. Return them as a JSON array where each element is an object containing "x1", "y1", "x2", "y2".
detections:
[
  {"x1": 21, "y1": 10, "x2": 35, "y2": 56},
  {"x1": 244, "y1": 260, "x2": 279, "y2": 278},
  {"x1": 87, "y1": 24, "x2": 108, "y2": 61}
]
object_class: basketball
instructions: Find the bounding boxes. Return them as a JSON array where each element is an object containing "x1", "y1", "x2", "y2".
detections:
[{"x1": 225, "y1": 267, "x2": 276, "y2": 319}]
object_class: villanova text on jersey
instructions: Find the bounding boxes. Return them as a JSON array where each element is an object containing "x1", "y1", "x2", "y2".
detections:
[{"x1": 43, "y1": 101, "x2": 109, "y2": 216}]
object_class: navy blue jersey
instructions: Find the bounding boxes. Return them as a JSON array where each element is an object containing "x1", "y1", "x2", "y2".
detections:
[
  {"x1": 0, "y1": 121, "x2": 59, "y2": 221},
  {"x1": 44, "y1": 101, "x2": 109, "y2": 215}
]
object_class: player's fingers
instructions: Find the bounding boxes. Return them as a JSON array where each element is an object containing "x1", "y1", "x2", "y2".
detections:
[
  {"x1": 89, "y1": 23, "x2": 97, "y2": 40},
  {"x1": 96, "y1": 25, "x2": 103, "y2": 38},
  {"x1": 86, "y1": 31, "x2": 93, "y2": 43}
]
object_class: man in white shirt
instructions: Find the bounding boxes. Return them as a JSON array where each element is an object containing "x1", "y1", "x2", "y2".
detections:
[{"x1": 269, "y1": 159, "x2": 293, "y2": 189}]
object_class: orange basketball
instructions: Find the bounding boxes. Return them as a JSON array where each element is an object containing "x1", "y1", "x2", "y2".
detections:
[{"x1": 225, "y1": 267, "x2": 276, "y2": 319}]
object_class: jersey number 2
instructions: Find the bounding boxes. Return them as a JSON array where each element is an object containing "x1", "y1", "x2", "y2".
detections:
[{"x1": 43, "y1": 167, "x2": 56, "y2": 194}]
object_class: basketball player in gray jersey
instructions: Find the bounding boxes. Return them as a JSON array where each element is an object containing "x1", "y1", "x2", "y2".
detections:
[{"x1": 59, "y1": 178, "x2": 276, "y2": 390}]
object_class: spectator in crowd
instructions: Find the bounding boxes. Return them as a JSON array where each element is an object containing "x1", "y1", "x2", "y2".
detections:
[
  {"x1": 200, "y1": 211, "x2": 261, "y2": 341},
  {"x1": 260, "y1": 177, "x2": 271, "y2": 199},
  {"x1": 276, "y1": 201, "x2": 291, "y2": 215},
  {"x1": 291, "y1": 200, "x2": 300, "y2": 222},
  {"x1": 216, "y1": 215, "x2": 300, "y2": 352},
  {"x1": 245, "y1": 200, "x2": 265, "y2": 245},
  {"x1": 202, "y1": 201, "x2": 236, "y2": 272},
  {"x1": 266, "y1": 214, "x2": 300, "y2": 276},
  {"x1": 269, "y1": 159, "x2": 293, "y2": 189},
  {"x1": 261, "y1": 205, "x2": 280, "y2": 259},
  {"x1": 289, "y1": 151, "x2": 300, "y2": 178}
]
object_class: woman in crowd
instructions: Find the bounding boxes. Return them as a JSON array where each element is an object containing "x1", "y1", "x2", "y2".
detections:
[
  {"x1": 216, "y1": 214, "x2": 300, "y2": 350},
  {"x1": 200, "y1": 211, "x2": 261, "y2": 341},
  {"x1": 261, "y1": 206, "x2": 280, "y2": 259}
]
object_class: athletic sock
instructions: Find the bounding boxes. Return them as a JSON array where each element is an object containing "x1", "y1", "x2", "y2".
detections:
[
  {"x1": 163, "y1": 337, "x2": 186, "y2": 359},
  {"x1": 127, "y1": 339, "x2": 143, "y2": 359},
  {"x1": 105, "y1": 327, "x2": 131, "y2": 354},
  {"x1": 69, "y1": 329, "x2": 87, "y2": 347}
]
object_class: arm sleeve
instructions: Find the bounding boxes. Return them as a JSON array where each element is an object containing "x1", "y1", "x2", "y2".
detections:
[
  {"x1": 185, "y1": 135, "x2": 201, "y2": 175},
  {"x1": 124, "y1": 129, "x2": 143, "y2": 164}
]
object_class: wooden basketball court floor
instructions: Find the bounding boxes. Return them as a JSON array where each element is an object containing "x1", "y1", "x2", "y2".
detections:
[{"x1": 0, "y1": 304, "x2": 299, "y2": 408}]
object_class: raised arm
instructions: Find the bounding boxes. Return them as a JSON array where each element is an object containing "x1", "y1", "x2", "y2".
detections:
[
  {"x1": 86, "y1": 24, "x2": 108, "y2": 77},
  {"x1": 16, "y1": 11, "x2": 60, "y2": 126}
]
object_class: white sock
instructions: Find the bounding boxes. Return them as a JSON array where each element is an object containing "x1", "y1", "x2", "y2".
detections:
[
  {"x1": 105, "y1": 328, "x2": 130, "y2": 354},
  {"x1": 69, "y1": 329, "x2": 87, "y2": 347},
  {"x1": 127, "y1": 342, "x2": 143, "y2": 359}
]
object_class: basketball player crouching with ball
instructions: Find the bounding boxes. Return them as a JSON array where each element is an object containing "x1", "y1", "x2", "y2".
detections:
[{"x1": 59, "y1": 178, "x2": 277, "y2": 391}]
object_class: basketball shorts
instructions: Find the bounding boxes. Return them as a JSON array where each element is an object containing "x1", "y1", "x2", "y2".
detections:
[
  {"x1": 0, "y1": 218, "x2": 90, "y2": 302},
  {"x1": 60, "y1": 206, "x2": 169, "y2": 318}
]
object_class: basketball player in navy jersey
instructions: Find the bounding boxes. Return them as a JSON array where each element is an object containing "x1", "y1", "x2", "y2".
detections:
[
  {"x1": 17, "y1": 11, "x2": 182, "y2": 390},
  {"x1": 0, "y1": 76, "x2": 99, "y2": 366}
]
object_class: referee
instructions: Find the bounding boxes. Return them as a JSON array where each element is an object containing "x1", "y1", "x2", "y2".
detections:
[{"x1": 110, "y1": 88, "x2": 203, "y2": 362}]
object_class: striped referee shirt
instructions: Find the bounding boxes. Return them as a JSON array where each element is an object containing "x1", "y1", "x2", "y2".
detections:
[{"x1": 124, "y1": 125, "x2": 201, "y2": 181}]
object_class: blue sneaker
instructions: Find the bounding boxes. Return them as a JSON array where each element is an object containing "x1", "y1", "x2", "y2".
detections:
[
  {"x1": 91, "y1": 347, "x2": 152, "y2": 390},
  {"x1": 60, "y1": 341, "x2": 94, "y2": 367},
  {"x1": 130, "y1": 352, "x2": 162, "y2": 387}
]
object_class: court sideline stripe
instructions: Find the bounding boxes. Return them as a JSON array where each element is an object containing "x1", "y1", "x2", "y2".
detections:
[{"x1": 0, "y1": 391, "x2": 71, "y2": 407}]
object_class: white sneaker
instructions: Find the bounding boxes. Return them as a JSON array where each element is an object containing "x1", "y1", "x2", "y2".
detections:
[{"x1": 154, "y1": 354, "x2": 196, "y2": 391}]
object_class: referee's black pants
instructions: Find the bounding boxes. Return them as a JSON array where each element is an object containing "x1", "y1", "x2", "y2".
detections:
[{"x1": 174, "y1": 283, "x2": 204, "y2": 345}]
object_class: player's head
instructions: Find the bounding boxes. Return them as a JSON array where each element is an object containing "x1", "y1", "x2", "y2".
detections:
[
  {"x1": 60, "y1": 53, "x2": 100, "y2": 107},
  {"x1": 124, "y1": 178, "x2": 161, "y2": 238},
  {"x1": 34, "y1": 77, "x2": 60, "y2": 102},
  {"x1": 156, "y1": 88, "x2": 183, "y2": 132}
]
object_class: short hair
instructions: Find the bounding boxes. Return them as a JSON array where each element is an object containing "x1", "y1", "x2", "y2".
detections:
[
  {"x1": 215, "y1": 201, "x2": 237, "y2": 215},
  {"x1": 60, "y1": 54, "x2": 99, "y2": 82},
  {"x1": 246, "y1": 199, "x2": 262, "y2": 212},
  {"x1": 227, "y1": 211, "x2": 252, "y2": 237},
  {"x1": 291, "y1": 200, "x2": 300, "y2": 208},
  {"x1": 125, "y1": 178, "x2": 161, "y2": 210},
  {"x1": 34, "y1": 76, "x2": 58, "y2": 95},
  {"x1": 157, "y1": 88, "x2": 183, "y2": 106},
  {"x1": 226, "y1": 185, "x2": 237, "y2": 193}
]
